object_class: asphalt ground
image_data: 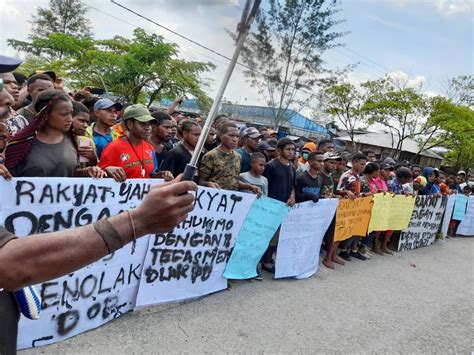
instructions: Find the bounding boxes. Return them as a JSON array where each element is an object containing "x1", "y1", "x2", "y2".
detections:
[{"x1": 22, "y1": 237, "x2": 473, "y2": 354}]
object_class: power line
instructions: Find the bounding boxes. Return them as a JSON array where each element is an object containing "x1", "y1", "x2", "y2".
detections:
[
  {"x1": 340, "y1": 46, "x2": 393, "y2": 73},
  {"x1": 84, "y1": 3, "x2": 233, "y2": 68},
  {"x1": 108, "y1": 0, "x2": 323, "y2": 98},
  {"x1": 110, "y1": 0, "x2": 239, "y2": 66}
]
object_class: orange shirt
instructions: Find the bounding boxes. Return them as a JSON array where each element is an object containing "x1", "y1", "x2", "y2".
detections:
[{"x1": 99, "y1": 137, "x2": 156, "y2": 178}]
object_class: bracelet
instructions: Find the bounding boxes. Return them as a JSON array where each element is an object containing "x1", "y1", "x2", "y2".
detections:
[
  {"x1": 93, "y1": 218, "x2": 124, "y2": 253},
  {"x1": 127, "y1": 210, "x2": 137, "y2": 254}
]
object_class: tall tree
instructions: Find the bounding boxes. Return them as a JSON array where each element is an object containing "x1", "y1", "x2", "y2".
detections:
[
  {"x1": 10, "y1": 29, "x2": 214, "y2": 110},
  {"x1": 362, "y1": 77, "x2": 432, "y2": 159},
  {"x1": 417, "y1": 98, "x2": 474, "y2": 169},
  {"x1": 8, "y1": 0, "x2": 92, "y2": 60},
  {"x1": 320, "y1": 82, "x2": 368, "y2": 148},
  {"x1": 442, "y1": 74, "x2": 474, "y2": 107},
  {"x1": 237, "y1": 0, "x2": 347, "y2": 129}
]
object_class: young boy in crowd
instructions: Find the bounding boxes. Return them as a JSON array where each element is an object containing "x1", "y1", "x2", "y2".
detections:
[
  {"x1": 85, "y1": 98, "x2": 122, "y2": 158},
  {"x1": 320, "y1": 152, "x2": 346, "y2": 269},
  {"x1": 336, "y1": 153, "x2": 369, "y2": 261},
  {"x1": 236, "y1": 127, "x2": 263, "y2": 173},
  {"x1": 199, "y1": 122, "x2": 261, "y2": 194},
  {"x1": 150, "y1": 111, "x2": 175, "y2": 168},
  {"x1": 72, "y1": 101, "x2": 97, "y2": 167},
  {"x1": 261, "y1": 137, "x2": 297, "y2": 272},
  {"x1": 99, "y1": 104, "x2": 157, "y2": 180},
  {"x1": 332, "y1": 154, "x2": 348, "y2": 190},
  {"x1": 239, "y1": 152, "x2": 268, "y2": 196},
  {"x1": 295, "y1": 151, "x2": 324, "y2": 203},
  {"x1": 160, "y1": 120, "x2": 202, "y2": 178}
]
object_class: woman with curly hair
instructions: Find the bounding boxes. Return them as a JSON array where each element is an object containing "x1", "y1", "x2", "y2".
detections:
[{"x1": 3, "y1": 89, "x2": 104, "y2": 178}]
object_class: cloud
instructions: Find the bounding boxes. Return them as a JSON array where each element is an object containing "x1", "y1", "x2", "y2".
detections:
[
  {"x1": 386, "y1": 0, "x2": 473, "y2": 17},
  {"x1": 387, "y1": 70, "x2": 426, "y2": 88}
]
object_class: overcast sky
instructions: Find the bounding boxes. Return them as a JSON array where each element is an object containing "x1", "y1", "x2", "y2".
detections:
[{"x1": 1, "y1": 0, "x2": 472, "y2": 114}]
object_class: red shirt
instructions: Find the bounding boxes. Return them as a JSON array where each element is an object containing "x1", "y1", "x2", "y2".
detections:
[{"x1": 99, "y1": 137, "x2": 156, "y2": 178}]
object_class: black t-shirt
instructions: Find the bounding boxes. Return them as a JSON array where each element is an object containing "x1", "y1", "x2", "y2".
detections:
[
  {"x1": 263, "y1": 158, "x2": 296, "y2": 203},
  {"x1": 155, "y1": 141, "x2": 174, "y2": 170},
  {"x1": 319, "y1": 171, "x2": 334, "y2": 197},
  {"x1": 0, "y1": 226, "x2": 19, "y2": 355},
  {"x1": 295, "y1": 171, "x2": 322, "y2": 203},
  {"x1": 204, "y1": 140, "x2": 218, "y2": 152},
  {"x1": 160, "y1": 143, "x2": 191, "y2": 177}
]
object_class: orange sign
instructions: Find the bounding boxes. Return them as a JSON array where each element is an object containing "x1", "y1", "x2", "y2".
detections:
[{"x1": 334, "y1": 197, "x2": 374, "y2": 242}]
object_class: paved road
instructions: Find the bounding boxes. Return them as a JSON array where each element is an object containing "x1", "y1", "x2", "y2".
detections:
[{"x1": 23, "y1": 237, "x2": 473, "y2": 354}]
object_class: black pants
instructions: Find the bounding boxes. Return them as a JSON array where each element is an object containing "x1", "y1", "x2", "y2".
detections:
[{"x1": 340, "y1": 236, "x2": 360, "y2": 251}]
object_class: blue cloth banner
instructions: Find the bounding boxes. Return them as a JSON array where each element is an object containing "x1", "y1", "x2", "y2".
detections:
[
  {"x1": 223, "y1": 197, "x2": 290, "y2": 279},
  {"x1": 453, "y1": 194, "x2": 468, "y2": 221}
]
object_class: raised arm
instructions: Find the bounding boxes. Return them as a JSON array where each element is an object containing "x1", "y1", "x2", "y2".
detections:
[{"x1": 0, "y1": 180, "x2": 196, "y2": 291}]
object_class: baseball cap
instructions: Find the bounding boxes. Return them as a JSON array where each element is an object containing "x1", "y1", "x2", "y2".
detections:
[
  {"x1": 241, "y1": 127, "x2": 263, "y2": 139},
  {"x1": 123, "y1": 104, "x2": 156, "y2": 122},
  {"x1": 383, "y1": 157, "x2": 396, "y2": 167},
  {"x1": 32, "y1": 70, "x2": 57, "y2": 82},
  {"x1": 93, "y1": 98, "x2": 123, "y2": 112},
  {"x1": 268, "y1": 129, "x2": 278, "y2": 136},
  {"x1": 457, "y1": 170, "x2": 467, "y2": 175},
  {"x1": 258, "y1": 140, "x2": 276, "y2": 151},
  {"x1": 0, "y1": 55, "x2": 22, "y2": 73},
  {"x1": 380, "y1": 161, "x2": 394, "y2": 170},
  {"x1": 323, "y1": 152, "x2": 341, "y2": 161},
  {"x1": 414, "y1": 176, "x2": 427, "y2": 187}
]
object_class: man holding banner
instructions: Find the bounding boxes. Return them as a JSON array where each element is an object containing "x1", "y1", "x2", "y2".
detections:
[{"x1": 0, "y1": 178, "x2": 197, "y2": 354}]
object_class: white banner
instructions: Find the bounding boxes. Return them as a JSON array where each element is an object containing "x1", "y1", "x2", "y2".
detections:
[
  {"x1": 439, "y1": 195, "x2": 455, "y2": 237},
  {"x1": 398, "y1": 195, "x2": 447, "y2": 251},
  {"x1": 135, "y1": 187, "x2": 255, "y2": 306},
  {"x1": 457, "y1": 196, "x2": 474, "y2": 236},
  {"x1": 0, "y1": 178, "x2": 158, "y2": 349},
  {"x1": 275, "y1": 199, "x2": 338, "y2": 279}
]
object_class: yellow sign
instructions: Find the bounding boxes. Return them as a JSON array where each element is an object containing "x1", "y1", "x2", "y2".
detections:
[
  {"x1": 368, "y1": 193, "x2": 416, "y2": 233},
  {"x1": 334, "y1": 197, "x2": 374, "y2": 242}
]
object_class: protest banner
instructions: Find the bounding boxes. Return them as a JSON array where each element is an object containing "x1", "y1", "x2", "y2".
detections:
[
  {"x1": 334, "y1": 197, "x2": 373, "y2": 242},
  {"x1": 0, "y1": 178, "x2": 157, "y2": 349},
  {"x1": 457, "y1": 196, "x2": 474, "y2": 236},
  {"x1": 367, "y1": 194, "x2": 390, "y2": 233},
  {"x1": 388, "y1": 195, "x2": 417, "y2": 231},
  {"x1": 368, "y1": 194, "x2": 416, "y2": 233},
  {"x1": 398, "y1": 196, "x2": 447, "y2": 251},
  {"x1": 275, "y1": 199, "x2": 338, "y2": 279},
  {"x1": 135, "y1": 187, "x2": 255, "y2": 306},
  {"x1": 440, "y1": 195, "x2": 456, "y2": 237},
  {"x1": 452, "y1": 194, "x2": 468, "y2": 221},
  {"x1": 223, "y1": 197, "x2": 289, "y2": 280}
]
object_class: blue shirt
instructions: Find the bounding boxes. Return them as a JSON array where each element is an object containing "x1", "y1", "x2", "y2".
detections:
[
  {"x1": 93, "y1": 130, "x2": 114, "y2": 159},
  {"x1": 236, "y1": 147, "x2": 252, "y2": 173}
]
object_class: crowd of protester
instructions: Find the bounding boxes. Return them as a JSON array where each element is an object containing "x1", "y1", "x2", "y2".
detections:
[{"x1": 0, "y1": 61, "x2": 473, "y2": 277}]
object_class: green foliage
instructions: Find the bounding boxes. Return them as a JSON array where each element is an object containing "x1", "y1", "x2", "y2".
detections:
[
  {"x1": 444, "y1": 75, "x2": 474, "y2": 106},
  {"x1": 238, "y1": 0, "x2": 347, "y2": 128},
  {"x1": 8, "y1": 0, "x2": 92, "y2": 60},
  {"x1": 424, "y1": 98, "x2": 474, "y2": 169},
  {"x1": 320, "y1": 82, "x2": 367, "y2": 147},
  {"x1": 361, "y1": 77, "x2": 431, "y2": 157},
  {"x1": 9, "y1": 28, "x2": 214, "y2": 108}
]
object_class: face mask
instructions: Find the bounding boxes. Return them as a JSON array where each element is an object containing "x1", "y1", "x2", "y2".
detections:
[{"x1": 303, "y1": 153, "x2": 309, "y2": 161}]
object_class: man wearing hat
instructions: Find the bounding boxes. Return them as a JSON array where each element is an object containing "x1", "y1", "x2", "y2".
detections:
[
  {"x1": 236, "y1": 126, "x2": 263, "y2": 173},
  {"x1": 85, "y1": 98, "x2": 123, "y2": 158},
  {"x1": 258, "y1": 140, "x2": 277, "y2": 162},
  {"x1": 99, "y1": 104, "x2": 157, "y2": 180},
  {"x1": 320, "y1": 152, "x2": 345, "y2": 269}
]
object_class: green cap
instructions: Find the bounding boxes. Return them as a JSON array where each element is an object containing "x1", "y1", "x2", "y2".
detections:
[{"x1": 123, "y1": 104, "x2": 156, "y2": 123}]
